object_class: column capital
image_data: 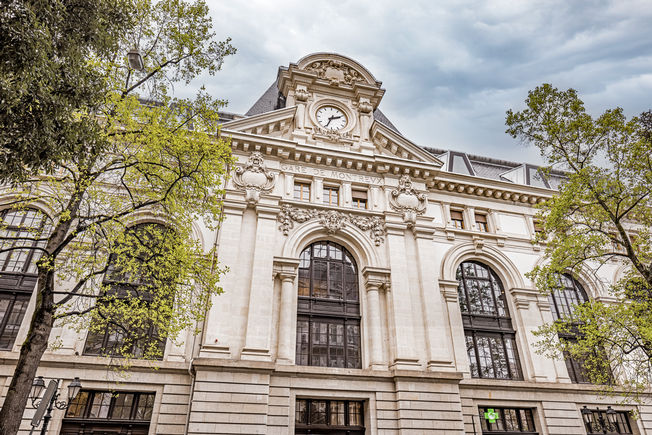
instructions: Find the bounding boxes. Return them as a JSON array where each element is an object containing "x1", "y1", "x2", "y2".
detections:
[
  {"x1": 255, "y1": 203, "x2": 281, "y2": 220},
  {"x1": 273, "y1": 256, "x2": 300, "y2": 281},
  {"x1": 509, "y1": 287, "x2": 539, "y2": 310},
  {"x1": 362, "y1": 266, "x2": 391, "y2": 291},
  {"x1": 439, "y1": 279, "x2": 460, "y2": 302}
]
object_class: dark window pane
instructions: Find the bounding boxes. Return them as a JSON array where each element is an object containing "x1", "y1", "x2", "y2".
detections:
[
  {"x1": 89, "y1": 392, "x2": 112, "y2": 418},
  {"x1": 111, "y1": 393, "x2": 134, "y2": 419},
  {"x1": 296, "y1": 242, "x2": 361, "y2": 368},
  {"x1": 295, "y1": 399, "x2": 307, "y2": 424},
  {"x1": 457, "y1": 261, "x2": 522, "y2": 380},
  {"x1": 66, "y1": 391, "x2": 90, "y2": 418},
  {"x1": 310, "y1": 401, "x2": 327, "y2": 424}
]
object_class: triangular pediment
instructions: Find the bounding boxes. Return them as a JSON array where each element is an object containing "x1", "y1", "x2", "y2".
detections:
[
  {"x1": 370, "y1": 121, "x2": 443, "y2": 167},
  {"x1": 221, "y1": 106, "x2": 297, "y2": 138}
]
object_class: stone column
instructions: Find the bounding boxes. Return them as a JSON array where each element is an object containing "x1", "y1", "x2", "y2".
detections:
[
  {"x1": 414, "y1": 223, "x2": 455, "y2": 371},
  {"x1": 241, "y1": 204, "x2": 279, "y2": 361},
  {"x1": 363, "y1": 267, "x2": 390, "y2": 370},
  {"x1": 274, "y1": 257, "x2": 300, "y2": 364},
  {"x1": 439, "y1": 279, "x2": 470, "y2": 375}
]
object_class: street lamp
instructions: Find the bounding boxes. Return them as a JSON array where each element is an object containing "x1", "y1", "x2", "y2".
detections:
[
  {"x1": 127, "y1": 48, "x2": 145, "y2": 71},
  {"x1": 30, "y1": 377, "x2": 82, "y2": 435},
  {"x1": 581, "y1": 405, "x2": 619, "y2": 434}
]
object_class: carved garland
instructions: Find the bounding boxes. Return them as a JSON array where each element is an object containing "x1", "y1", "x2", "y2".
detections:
[
  {"x1": 303, "y1": 60, "x2": 365, "y2": 86},
  {"x1": 277, "y1": 204, "x2": 386, "y2": 246}
]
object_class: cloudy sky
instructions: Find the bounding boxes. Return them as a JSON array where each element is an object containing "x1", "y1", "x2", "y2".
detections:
[{"x1": 191, "y1": 0, "x2": 652, "y2": 164}]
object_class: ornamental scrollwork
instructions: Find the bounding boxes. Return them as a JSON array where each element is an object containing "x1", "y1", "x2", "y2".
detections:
[
  {"x1": 277, "y1": 204, "x2": 386, "y2": 246},
  {"x1": 303, "y1": 60, "x2": 365, "y2": 86},
  {"x1": 232, "y1": 152, "x2": 275, "y2": 204},
  {"x1": 388, "y1": 175, "x2": 427, "y2": 227}
]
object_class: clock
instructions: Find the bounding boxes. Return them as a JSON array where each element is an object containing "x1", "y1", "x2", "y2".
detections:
[{"x1": 316, "y1": 106, "x2": 347, "y2": 131}]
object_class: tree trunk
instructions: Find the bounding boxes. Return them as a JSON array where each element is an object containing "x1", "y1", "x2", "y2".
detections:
[
  {"x1": 0, "y1": 185, "x2": 85, "y2": 434},
  {"x1": 0, "y1": 271, "x2": 55, "y2": 435}
]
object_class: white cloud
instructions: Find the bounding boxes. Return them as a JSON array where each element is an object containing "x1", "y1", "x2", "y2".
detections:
[{"x1": 185, "y1": 0, "x2": 652, "y2": 164}]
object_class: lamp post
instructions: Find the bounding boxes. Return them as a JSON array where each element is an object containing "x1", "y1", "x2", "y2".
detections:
[
  {"x1": 581, "y1": 405, "x2": 619, "y2": 434},
  {"x1": 127, "y1": 48, "x2": 145, "y2": 71},
  {"x1": 29, "y1": 376, "x2": 82, "y2": 435}
]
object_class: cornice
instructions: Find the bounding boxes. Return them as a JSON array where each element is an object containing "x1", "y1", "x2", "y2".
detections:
[
  {"x1": 220, "y1": 106, "x2": 297, "y2": 135},
  {"x1": 227, "y1": 130, "x2": 441, "y2": 181},
  {"x1": 431, "y1": 171, "x2": 554, "y2": 205},
  {"x1": 370, "y1": 120, "x2": 444, "y2": 166}
]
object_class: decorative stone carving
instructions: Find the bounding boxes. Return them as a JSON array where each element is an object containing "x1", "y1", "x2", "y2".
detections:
[
  {"x1": 232, "y1": 152, "x2": 275, "y2": 204},
  {"x1": 312, "y1": 127, "x2": 354, "y2": 144},
  {"x1": 277, "y1": 204, "x2": 386, "y2": 246},
  {"x1": 388, "y1": 175, "x2": 427, "y2": 227},
  {"x1": 304, "y1": 60, "x2": 365, "y2": 86},
  {"x1": 295, "y1": 86, "x2": 311, "y2": 102}
]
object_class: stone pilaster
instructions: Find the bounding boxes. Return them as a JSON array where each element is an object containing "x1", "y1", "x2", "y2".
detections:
[
  {"x1": 385, "y1": 221, "x2": 420, "y2": 369},
  {"x1": 439, "y1": 278, "x2": 470, "y2": 375},
  {"x1": 200, "y1": 200, "x2": 246, "y2": 358},
  {"x1": 414, "y1": 223, "x2": 455, "y2": 371},
  {"x1": 241, "y1": 204, "x2": 280, "y2": 361}
]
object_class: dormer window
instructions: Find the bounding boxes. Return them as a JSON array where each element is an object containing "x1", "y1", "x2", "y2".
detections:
[
  {"x1": 451, "y1": 210, "x2": 465, "y2": 229},
  {"x1": 526, "y1": 165, "x2": 550, "y2": 188},
  {"x1": 449, "y1": 152, "x2": 475, "y2": 176}
]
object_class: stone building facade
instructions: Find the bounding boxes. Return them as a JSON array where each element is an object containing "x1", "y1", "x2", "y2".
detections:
[{"x1": 2, "y1": 52, "x2": 652, "y2": 434}]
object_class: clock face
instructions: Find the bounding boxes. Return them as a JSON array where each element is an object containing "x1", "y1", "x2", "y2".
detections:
[{"x1": 316, "y1": 106, "x2": 347, "y2": 131}]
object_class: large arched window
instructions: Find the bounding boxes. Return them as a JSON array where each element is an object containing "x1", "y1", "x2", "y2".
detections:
[
  {"x1": 0, "y1": 208, "x2": 50, "y2": 350},
  {"x1": 84, "y1": 223, "x2": 167, "y2": 359},
  {"x1": 296, "y1": 241, "x2": 361, "y2": 368},
  {"x1": 456, "y1": 261, "x2": 522, "y2": 379},
  {"x1": 548, "y1": 273, "x2": 591, "y2": 383}
]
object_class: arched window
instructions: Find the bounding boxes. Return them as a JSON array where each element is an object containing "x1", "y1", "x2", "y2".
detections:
[
  {"x1": 296, "y1": 241, "x2": 361, "y2": 368},
  {"x1": 456, "y1": 261, "x2": 522, "y2": 379},
  {"x1": 84, "y1": 223, "x2": 167, "y2": 359},
  {"x1": 548, "y1": 273, "x2": 591, "y2": 383},
  {"x1": 0, "y1": 208, "x2": 50, "y2": 349}
]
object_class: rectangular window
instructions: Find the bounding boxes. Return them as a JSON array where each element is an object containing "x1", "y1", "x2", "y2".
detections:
[
  {"x1": 294, "y1": 182, "x2": 311, "y2": 201},
  {"x1": 61, "y1": 391, "x2": 154, "y2": 435},
  {"x1": 295, "y1": 399, "x2": 364, "y2": 434},
  {"x1": 451, "y1": 210, "x2": 465, "y2": 229},
  {"x1": 0, "y1": 292, "x2": 31, "y2": 350},
  {"x1": 475, "y1": 213, "x2": 488, "y2": 232},
  {"x1": 584, "y1": 409, "x2": 633, "y2": 434},
  {"x1": 323, "y1": 186, "x2": 339, "y2": 206},
  {"x1": 478, "y1": 407, "x2": 538, "y2": 434},
  {"x1": 351, "y1": 190, "x2": 367, "y2": 209}
]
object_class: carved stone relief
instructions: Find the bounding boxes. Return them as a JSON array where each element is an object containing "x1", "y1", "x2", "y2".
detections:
[
  {"x1": 303, "y1": 60, "x2": 365, "y2": 86},
  {"x1": 232, "y1": 152, "x2": 275, "y2": 204},
  {"x1": 277, "y1": 204, "x2": 386, "y2": 246},
  {"x1": 388, "y1": 175, "x2": 427, "y2": 227}
]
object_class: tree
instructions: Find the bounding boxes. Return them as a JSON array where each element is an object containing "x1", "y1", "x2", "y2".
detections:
[
  {"x1": 506, "y1": 84, "x2": 652, "y2": 401},
  {"x1": 0, "y1": 1, "x2": 235, "y2": 433},
  {"x1": 0, "y1": 0, "x2": 133, "y2": 181}
]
